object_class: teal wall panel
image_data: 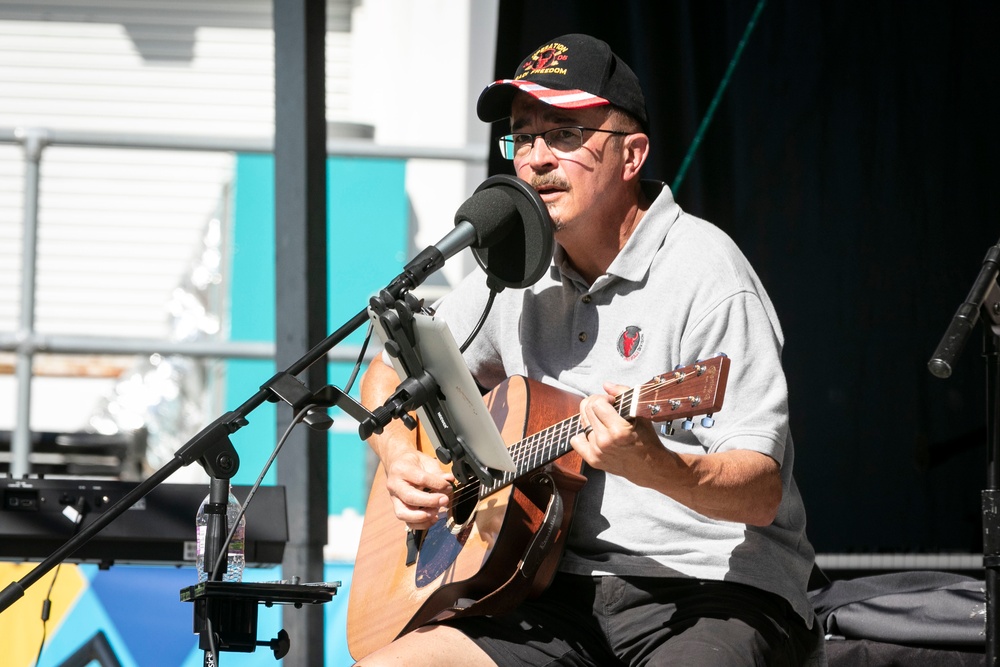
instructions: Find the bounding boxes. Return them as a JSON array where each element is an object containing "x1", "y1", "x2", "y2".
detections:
[{"x1": 228, "y1": 153, "x2": 407, "y2": 514}]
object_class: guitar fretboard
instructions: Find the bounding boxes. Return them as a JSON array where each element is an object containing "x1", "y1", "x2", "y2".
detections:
[{"x1": 478, "y1": 389, "x2": 632, "y2": 497}]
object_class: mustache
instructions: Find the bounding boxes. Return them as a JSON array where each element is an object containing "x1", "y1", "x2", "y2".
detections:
[{"x1": 529, "y1": 174, "x2": 569, "y2": 191}]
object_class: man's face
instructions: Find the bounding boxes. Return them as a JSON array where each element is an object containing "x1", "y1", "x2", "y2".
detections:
[{"x1": 510, "y1": 94, "x2": 625, "y2": 233}]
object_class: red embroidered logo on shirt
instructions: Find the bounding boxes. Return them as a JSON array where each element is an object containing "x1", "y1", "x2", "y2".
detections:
[{"x1": 617, "y1": 326, "x2": 644, "y2": 361}]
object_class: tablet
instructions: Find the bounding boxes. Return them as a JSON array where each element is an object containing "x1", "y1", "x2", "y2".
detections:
[{"x1": 368, "y1": 308, "x2": 516, "y2": 472}]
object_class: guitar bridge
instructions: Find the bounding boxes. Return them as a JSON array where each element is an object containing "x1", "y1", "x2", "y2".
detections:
[{"x1": 405, "y1": 528, "x2": 424, "y2": 566}]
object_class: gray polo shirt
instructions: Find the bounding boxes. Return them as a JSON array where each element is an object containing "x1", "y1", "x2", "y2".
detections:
[{"x1": 432, "y1": 181, "x2": 815, "y2": 624}]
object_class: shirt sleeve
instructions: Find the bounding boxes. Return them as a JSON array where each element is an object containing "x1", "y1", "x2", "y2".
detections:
[{"x1": 679, "y1": 288, "x2": 791, "y2": 464}]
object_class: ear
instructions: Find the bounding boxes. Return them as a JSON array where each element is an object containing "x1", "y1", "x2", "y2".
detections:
[{"x1": 621, "y1": 133, "x2": 650, "y2": 182}]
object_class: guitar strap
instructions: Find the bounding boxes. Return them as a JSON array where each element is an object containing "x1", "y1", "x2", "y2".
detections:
[
  {"x1": 517, "y1": 474, "x2": 563, "y2": 579},
  {"x1": 444, "y1": 466, "x2": 585, "y2": 619}
]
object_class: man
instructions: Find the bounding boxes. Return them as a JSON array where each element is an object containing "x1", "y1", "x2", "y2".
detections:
[{"x1": 356, "y1": 34, "x2": 822, "y2": 666}]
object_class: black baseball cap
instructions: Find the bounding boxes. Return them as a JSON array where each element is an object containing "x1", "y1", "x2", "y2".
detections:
[{"x1": 477, "y1": 34, "x2": 649, "y2": 132}]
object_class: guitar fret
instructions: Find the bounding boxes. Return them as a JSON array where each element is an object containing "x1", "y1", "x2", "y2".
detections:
[
  {"x1": 527, "y1": 431, "x2": 536, "y2": 473},
  {"x1": 537, "y1": 432, "x2": 544, "y2": 470},
  {"x1": 525, "y1": 433, "x2": 538, "y2": 472},
  {"x1": 520, "y1": 434, "x2": 531, "y2": 476},
  {"x1": 547, "y1": 423, "x2": 561, "y2": 463},
  {"x1": 616, "y1": 390, "x2": 629, "y2": 418}
]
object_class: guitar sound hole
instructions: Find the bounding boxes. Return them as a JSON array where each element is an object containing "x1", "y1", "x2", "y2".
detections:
[{"x1": 415, "y1": 487, "x2": 477, "y2": 588}]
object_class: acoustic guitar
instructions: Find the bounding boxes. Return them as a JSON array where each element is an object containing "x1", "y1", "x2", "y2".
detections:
[{"x1": 346, "y1": 355, "x2": 730, "y2": 659}]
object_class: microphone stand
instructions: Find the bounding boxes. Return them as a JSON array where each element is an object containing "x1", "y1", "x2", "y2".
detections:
[
  {"x1": 928, "y1": 236, "x2": 1000, "y2": 666},
  {"x1": 0, "y1": 238, "x2": 462, "y2": 663},
  {"x1": 0, "y1": 173, "x2": 551, "y2": 663}
]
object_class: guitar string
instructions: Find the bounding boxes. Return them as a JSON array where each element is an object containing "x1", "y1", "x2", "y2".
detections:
[
  {"x1": 445, "y1": 376, "x2": 702, "y2": 507},
  {"x1": 444, "y1": 371, "x2": 713, "y2": 509}
]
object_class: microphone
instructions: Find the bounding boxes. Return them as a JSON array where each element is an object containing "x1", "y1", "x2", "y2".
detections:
[
  {"x1": 435, "y1": 185, "x2": 521, "y2": 259},
  {"x1": 434, "y1": 175, "x2": 554, "y2": 290},
  {"x1": 928, "y1": 241, "x2": 1000, "y2": 379}
]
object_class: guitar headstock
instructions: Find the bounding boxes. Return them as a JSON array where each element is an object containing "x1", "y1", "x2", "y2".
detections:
[{"x1": 624, "y1": 355, "x2": 730, "y2": 427}]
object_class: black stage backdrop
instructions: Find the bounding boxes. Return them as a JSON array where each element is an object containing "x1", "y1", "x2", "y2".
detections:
[{"x1": 484, "y1": 0, "x2": 1000, "y2": 555}]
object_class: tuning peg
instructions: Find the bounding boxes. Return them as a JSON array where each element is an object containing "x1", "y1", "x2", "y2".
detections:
[
  {"x1": 701, "y1": 415, "x2": 715, "y2": 428},
  {"x1": 681, "y1": 419, "x2": 694, "y2": 430},
  {"x1": 660, "y1": 421, "x2": 675, "y2": 436}
]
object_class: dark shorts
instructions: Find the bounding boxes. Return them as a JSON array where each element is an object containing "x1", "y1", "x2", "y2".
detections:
[{"x1": 445, "y1": 573, "x2": 822, "y2": 666}]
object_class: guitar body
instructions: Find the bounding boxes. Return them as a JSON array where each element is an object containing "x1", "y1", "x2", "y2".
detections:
[{"x1": 346, "y1": 376, "x2": 586, "y2": 660}]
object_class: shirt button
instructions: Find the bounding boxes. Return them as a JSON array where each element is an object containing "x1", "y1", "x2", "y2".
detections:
[
  {"x1": 578, "y1": 332, "x2": 588, "y2": 342},
  {"x1": 582, "y1": 295, "x2": 592, "y2": 304}
]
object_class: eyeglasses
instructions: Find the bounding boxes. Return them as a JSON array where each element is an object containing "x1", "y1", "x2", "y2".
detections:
[{"x1": 498, "y1": 126, "x2": 632, "y2": 160}]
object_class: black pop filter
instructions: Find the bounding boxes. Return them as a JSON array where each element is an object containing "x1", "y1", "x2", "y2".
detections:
[{"x1": 459, "y1": 175, "x2": 553, "y2": 290}]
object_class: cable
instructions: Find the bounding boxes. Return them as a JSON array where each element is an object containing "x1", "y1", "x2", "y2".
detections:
[
  {"x1": 343, "y1": 322, "x2": 373, "y2": 394},
  {"x1": 459, "y1": 288, "x2": 498, "y2": 354},
  {"x1": 33, "y1": 565, "x2": 59, "y2": 667},
  {"x1": 205, "y1": 615, "x2": 218, "y2": 664},
  {"x1": 34, "y1": 497, "x2": 87, "y2": 667},
  {"x1": 208, "y1": 403, "x2": 317, "y2": 583},
  {"x1": 672, "y1": 0, "x2": 768, "y2": 193}
]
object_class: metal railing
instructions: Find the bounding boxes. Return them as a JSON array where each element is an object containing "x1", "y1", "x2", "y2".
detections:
[{"x1": 0, "y1": 125, "x2": 488, "y2": 476}]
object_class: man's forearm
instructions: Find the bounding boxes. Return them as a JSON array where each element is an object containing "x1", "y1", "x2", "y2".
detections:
[{"x1": 359, "y1": 357, "x2": 416, "y2": 462}]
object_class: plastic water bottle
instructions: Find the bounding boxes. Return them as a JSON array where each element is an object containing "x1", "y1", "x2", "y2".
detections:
[{"x1": 195, "y1": 491, "x2": 246, "y2": 582}]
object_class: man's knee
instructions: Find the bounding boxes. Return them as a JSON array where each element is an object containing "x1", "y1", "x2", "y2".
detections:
[{"x1": 352, "y1": 624, "x2": 496, "y2": 667}]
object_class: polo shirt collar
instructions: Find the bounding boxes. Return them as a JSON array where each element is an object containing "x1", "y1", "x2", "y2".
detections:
[{"x1": 550, "y1": 181, "x2": 680, "y2": 287}]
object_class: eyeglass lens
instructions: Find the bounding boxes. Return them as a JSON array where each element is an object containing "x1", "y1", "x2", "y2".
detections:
[{"x1": 499, "y1": 127, "x2": 584, "y2": 159}]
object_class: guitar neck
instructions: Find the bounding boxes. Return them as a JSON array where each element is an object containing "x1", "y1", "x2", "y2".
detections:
[
  {"x1": 473, "y1": 357, "x2": 729, "y2": 496},
  {"x1": 480, "y1": 390, "x2": 632, "y2": 496}
]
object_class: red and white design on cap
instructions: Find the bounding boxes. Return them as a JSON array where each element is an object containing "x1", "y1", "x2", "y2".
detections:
[{"x1": 492, "y1": 79, "x2": 610, "y2": 110}]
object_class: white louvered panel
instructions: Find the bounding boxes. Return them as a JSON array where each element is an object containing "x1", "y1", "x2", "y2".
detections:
[
  {"x1": 30, "y1": 146, "x2": 233, "y2": 338},
  {"x1": 0, "y1": 1, "x2": 357, "y2": 345},
  {"x1": 41, "y1": 147, "x2": 241, "y2": 182},
  {"x1": 0, "y1": 1, "x2": 350, "y2": 32},
  {"x1": 0, "y1": 1, "x2": 273, "y2": 27},
  {"x1": 0, "y1": 31, "x2": 274, "y2": 71},
  {"x1": 0, "y1": 1, "x2": 359, "y2": 435},
  {"x1": 0, "y1": 23, "x2": 276, "y2": 137},
  {"x1": 40, "y1": 148, "x2": 233, "y2": 204},
  {"x1": 0, "y1": 143, "x2": 23, "y2": 330},
  {"x1": 0, "y1": 16, "x2": 356, "y2": 137}
]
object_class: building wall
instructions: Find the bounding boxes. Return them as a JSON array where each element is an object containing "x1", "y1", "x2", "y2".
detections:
[
  {"x1": 0, "y1": 0, "x2": 495, "y2": 442},
  {"x1": 0, "y1": 1, "x2": 499, "y2": 664}
]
